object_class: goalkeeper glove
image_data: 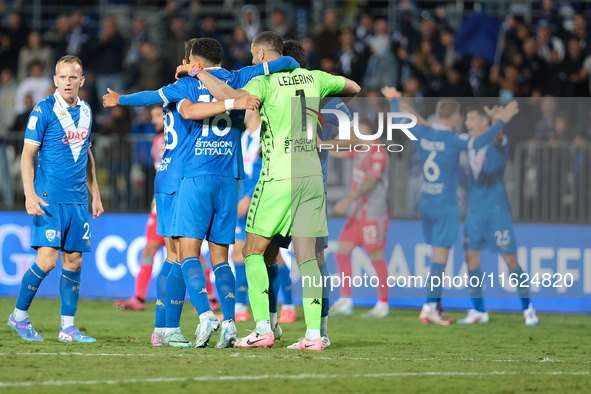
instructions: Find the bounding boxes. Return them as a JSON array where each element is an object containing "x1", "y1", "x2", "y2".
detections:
[{"x1": 175, "y1": 64, "x2": 202, "y2": 80}]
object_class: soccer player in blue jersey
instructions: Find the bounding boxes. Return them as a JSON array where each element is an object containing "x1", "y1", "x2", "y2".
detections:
[
  {"x1": 383, "y1": 87, "x2": 519, "y2": 325},
  {"x1": 8, "y1": 55, "x2": 104, "y2": 342},
  {"x1": 104, "y1": 39, "x2": 208, "y2": 348},
  {"x1": 104, "y1": 37, "x2": 297, "y2": 348},
  {"x1": 458, "y1": 105, "x2": 539, "y2": 326}
]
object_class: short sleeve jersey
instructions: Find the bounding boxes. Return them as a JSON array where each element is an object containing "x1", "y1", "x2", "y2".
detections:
[
  {"x1": 124, "y1": 64, "x2": 276, "y2": 193},
  {"x1": 24, "y1": 92, "x2": 93, "y2": 204},
  {"x1": 242, "y1": 68, "x2": 345, "y2": 180},
  {"x1": 156, "y1": 67, "x2": 270, "y2": 182}
]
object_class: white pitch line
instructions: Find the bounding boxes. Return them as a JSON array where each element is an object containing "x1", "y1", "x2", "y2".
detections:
[
  {"x1": 0, "y1": 352, "x2": 581, "y2": 364},
  {"x1": 0, "y1": 352, "x2": 161, "y2": 357},
  {"x1": 0, "y1": 371, "x2": 589, "y2": 388}
]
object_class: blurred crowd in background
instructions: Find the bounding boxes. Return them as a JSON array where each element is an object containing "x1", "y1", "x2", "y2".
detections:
[{"x1": 1, "y1": 0, "x2": 591, "y2": 222}]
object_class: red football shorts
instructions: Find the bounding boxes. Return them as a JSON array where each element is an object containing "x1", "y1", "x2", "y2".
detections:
[
  {"x1": 338, "y1": 216, "x2": 388, "y2": 254},
  {"x1": 145, "y1": 212, "x2": 165, "y2": 244}
]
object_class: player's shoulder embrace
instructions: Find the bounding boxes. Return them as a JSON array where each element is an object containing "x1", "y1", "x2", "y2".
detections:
[{"x1": 176, "y1": 76, "x2": 203, "y2": 89}]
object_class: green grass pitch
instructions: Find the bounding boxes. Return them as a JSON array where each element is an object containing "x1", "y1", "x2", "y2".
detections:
[{"x1": 0, "y1": 298, "x2": 589, "y2": 393}]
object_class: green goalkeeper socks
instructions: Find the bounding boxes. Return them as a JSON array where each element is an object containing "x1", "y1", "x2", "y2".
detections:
[
  {"x1": 299, "y1": 258, "x2": 322, "y2": 331},
  {"x1": 245, "y1": 254, "x2": 270, "y2": 324}
]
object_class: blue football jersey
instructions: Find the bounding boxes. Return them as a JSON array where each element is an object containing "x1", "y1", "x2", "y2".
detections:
[
  {"x1": 318, "y1": 98, "x2": 353, "y2": 190},
  {"x1": 158, "y1": 70, "x2": 240, "y2": 179},
  {"x1": 413, "y1": 120, "x2": 505, "y2": 207},
  {"x1": 24, "y1": 92, "x2": 93, "y2": 204},
  {"x1": 118, "y1": 60, "x2": 298, "y2": 185},
  {"x1": 158, "y1": 67, "x2": 279, "y2": 180},
  {"x1": 154, "y1": 101, "x2": 193, "y2": 194},
  {"x1": 239, "y1": 125, "x2": 262, "y2": 200},
  {"x1": 466, "y1": 135, "x2": 511, "y2": 213}
]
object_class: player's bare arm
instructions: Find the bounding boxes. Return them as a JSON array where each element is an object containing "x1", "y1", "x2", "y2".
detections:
[
  {"x1": 102, "y1": 88, "x2": 120, "y2": 108},
  {"x1": 381, "y1": 86, "x2": 429, "y2": 125},
  {"x1": 341, "y1": 77, "x2": 361, "y2": 96},
  {"x1": 333, "y1": 175, "x2": 380, "y2": 215},
  {"x1": 21, "y1": 143, "x2": 48, "y2": 216},
  {"x1": 197, "y1": 69, "x2": 250, "y2": 100},
  {"x1": 177, "y1": 94, "x2": 260, "y2": 120},
  {"x1": 499, "y1": 100, "x2": 519, "y2": 124},
  {"x1": 482, "y1": 100, "x2": 518, "y2": 145},
  {"x1": 484, "y1": 105, "x2": 506, "y2": 144},
  {"x1": 86, "y1": 148, "x2": 104, "y2": 218}
]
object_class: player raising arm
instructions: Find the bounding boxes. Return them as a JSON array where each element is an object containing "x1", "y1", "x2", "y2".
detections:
[
  {"x1": 458, "y1": 104, "x2": 539, "y2": 326},
  {"x1": 383, "y1": 87, "x2": 519, "y2": 325}
]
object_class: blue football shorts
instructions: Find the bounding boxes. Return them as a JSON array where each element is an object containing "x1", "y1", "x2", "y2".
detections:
[
  {"x1": 419, "y1": 203, "x2": 459, "y2": 248},
  {"x1": 155, "y1": 191, "x2": 178, "y2": 238},
  {"x1": 463, "y1": 209, "x2": 517, "y2": 253},
  {"x1": 176, "y1": 175, "x2": 238, "y2": 245},
  {"x1": 32, "y1": 203, "x2": 91, "y2": 252}
]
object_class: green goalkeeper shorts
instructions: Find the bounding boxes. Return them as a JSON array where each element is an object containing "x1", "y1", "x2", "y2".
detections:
[{"x1": 246, "y1": 175, "x2": 327, "y2": 239}]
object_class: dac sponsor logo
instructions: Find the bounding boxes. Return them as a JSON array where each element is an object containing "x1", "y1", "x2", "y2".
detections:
[{"x1": 62, "y1": 127, "x2": 89, "y2": 145}]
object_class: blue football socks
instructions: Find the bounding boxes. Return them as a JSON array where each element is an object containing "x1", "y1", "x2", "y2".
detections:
[
  {"x1": 166, "y1": 260, "x2": 186, "y2": 328},
  {"x1": 155, "y1": 259, "x2": 173, "y2": 329},
  {"x1": 213, "y1": 262, "x2": 235, "y2": 321},
  {"x1": 15, "y1": 263, "x2": 47, "y2": 313},
  {"x1": 181, "y1": 257, "x2": 210, "y2": 315}
]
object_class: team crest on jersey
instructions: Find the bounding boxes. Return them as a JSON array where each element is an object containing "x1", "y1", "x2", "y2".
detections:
[
  {"x1": 62, "y1": 127, "x2": 89, "y2": 145},
  {"x1": 83, "y1": 108, "x2": 89, "y2": 117},
  {"x1": 46, "y1": 229, "x2": 57, "y2": 242}
]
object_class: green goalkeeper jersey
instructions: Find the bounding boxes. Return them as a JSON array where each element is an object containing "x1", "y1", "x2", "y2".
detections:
[{"x1": 242, "y1": 68, "x2": 345, "y2": 180}]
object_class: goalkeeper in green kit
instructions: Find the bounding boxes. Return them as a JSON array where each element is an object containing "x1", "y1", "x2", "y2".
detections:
[{"x1": 193, "y1": 31, "x2": 360, "y2": 350}]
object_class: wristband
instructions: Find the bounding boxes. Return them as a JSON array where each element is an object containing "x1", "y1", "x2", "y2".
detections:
[{"x1": 225, "y1": 99, "x2": 235, "y2": 111}]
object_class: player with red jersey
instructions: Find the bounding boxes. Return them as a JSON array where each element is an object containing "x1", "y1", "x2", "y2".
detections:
[{"x1": 331, "y1": 118, "x2": 390, "y2": 318}]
